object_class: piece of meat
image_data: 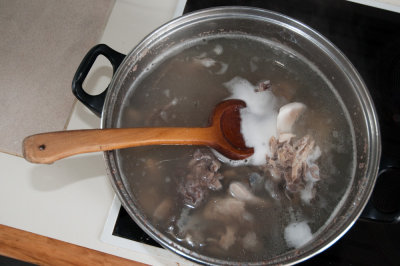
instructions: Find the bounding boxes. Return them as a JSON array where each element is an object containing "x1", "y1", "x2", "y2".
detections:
[
  {"x1": 291, "y1": 136, "x2": 316, "y2": 182},
  {"x1": 153, "y1": 198, "x2": 173, "y2": 221},
  {"x1": 229, "y1": 182, "x2": 255, "y2": 202},
  {"x1": 172, "y1": 209, "x2": 207, "y2": 248},
  {"x1": 266, "y1": 134, "x2": 321, "y2": 201},
  {"x1": 207, "y1": 173, "x2": 223, "y2": 191},
  {"x1": 269, "y1": 135, "x2": 278, "y2": 156},
  {"x1": 276, "y1": 102, "x2": 306, "y2": 134},
  {"x1": 279, "y1": 132, "x2": 296, "y2": 143},
  {"x1": 307, "y1": 164, "x2": 320, "y2": 181},
  {"x1": 218, "y1": 226, "x2": 237, "y2": 250},
  {"x1": 256, "y1": 80, "x2": 271, "y2": 92},
  {"x1": 203, "y1": 197, "x2": 247, "y2": 222},
  {"x1": 229, "y1": 181, "x2": 269, "y2": 207},
  {"x1": 277, "y1": 141, "x2": 295, "y2": 169},
  {"x1": 178, "y1": 149, "x2": 224, "y2": 208},
  {"x1": 179, "y1": 177, "x2": 207, "y2": 208},
  {"x1": 242, "y1": 231, "x2": 259, "y2": 251}
]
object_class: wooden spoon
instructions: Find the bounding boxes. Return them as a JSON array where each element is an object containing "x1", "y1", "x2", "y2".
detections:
[{"x1": 23, "y1": 99, "x2": 254, "y2": 164}]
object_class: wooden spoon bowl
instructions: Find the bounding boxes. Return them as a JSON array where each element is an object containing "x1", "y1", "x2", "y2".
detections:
[{"x1": 23, "y1": 99, "x2": 254, "y2": 164}]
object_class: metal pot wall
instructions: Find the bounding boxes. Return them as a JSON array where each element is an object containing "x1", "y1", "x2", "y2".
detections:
[{"x1": 72, "y1": 7, "x2": 382, "y2": 265}]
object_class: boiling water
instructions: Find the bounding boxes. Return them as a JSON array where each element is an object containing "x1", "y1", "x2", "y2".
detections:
[{"x1": 117, "y1": 34, "x2": 355, "y2": 261}]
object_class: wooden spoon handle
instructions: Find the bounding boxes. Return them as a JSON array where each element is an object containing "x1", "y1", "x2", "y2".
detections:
[{"x1": 23, "y1": 128, "x2": 214, "y2": 164}]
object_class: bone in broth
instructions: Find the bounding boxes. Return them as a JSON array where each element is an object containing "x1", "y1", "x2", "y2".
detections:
[{"x1": 117, "y1": 34, "x2": 355, "y2": 261}]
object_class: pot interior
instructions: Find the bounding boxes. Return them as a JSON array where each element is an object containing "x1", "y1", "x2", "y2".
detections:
[{"x1": 102, "y1": 7, "x2": 379, "y2": 265}]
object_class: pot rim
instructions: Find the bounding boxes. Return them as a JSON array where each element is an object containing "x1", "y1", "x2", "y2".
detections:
[{"x1": 100, "y1": 6, "x2": 381, "y2": 265}]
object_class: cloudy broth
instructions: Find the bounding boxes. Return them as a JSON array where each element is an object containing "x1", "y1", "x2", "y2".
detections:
[{"x1": 117, "y1": 35, "x2": 355, "y2": 261}]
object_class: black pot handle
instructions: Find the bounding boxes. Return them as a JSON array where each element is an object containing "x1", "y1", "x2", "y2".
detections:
[
  {"x1": 360, "y1": 154, "x2": 400, "y2": 223},
  {"x1": 72, "y1": 44, "x2": 125, "y2": 117}
]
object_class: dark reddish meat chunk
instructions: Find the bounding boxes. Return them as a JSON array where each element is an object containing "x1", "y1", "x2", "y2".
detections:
[{"x1": 178, "y1": 149, "x2": 223, "y2": 208}]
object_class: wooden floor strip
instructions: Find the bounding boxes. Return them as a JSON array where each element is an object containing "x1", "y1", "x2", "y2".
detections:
[{"x1": 0, "y1": 224, "x2": 147, "y2": 266}]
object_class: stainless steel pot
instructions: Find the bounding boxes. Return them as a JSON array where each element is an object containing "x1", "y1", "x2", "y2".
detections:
[{"x1": 72, "y1": 7, "x2": 381, "y2": 265}]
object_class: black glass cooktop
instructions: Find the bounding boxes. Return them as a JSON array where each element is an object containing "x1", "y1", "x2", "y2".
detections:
[{"x1": 113, "y1": 0, "x2": 400, "y2": 264}]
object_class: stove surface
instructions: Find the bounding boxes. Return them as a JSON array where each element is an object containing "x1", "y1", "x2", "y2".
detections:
[{"x1": 109, "y1": 0, "x2": 400, "y2": 264}]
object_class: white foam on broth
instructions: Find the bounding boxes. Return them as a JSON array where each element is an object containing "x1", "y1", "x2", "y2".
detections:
[
  {"x1": 224, "y1": 76, "x2": 279, "y2": 165},
  {"x1": 284, "y1": 221, "x2": 313, "y2": 248}
]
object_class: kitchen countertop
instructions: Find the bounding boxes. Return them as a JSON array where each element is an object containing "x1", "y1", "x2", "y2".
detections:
[
  {"x1": 1, "y1": 0, "x2": 399, "y2": 265},
  {"x1": 0, "y1": 0, "x2": 190, "y2": 265}
]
